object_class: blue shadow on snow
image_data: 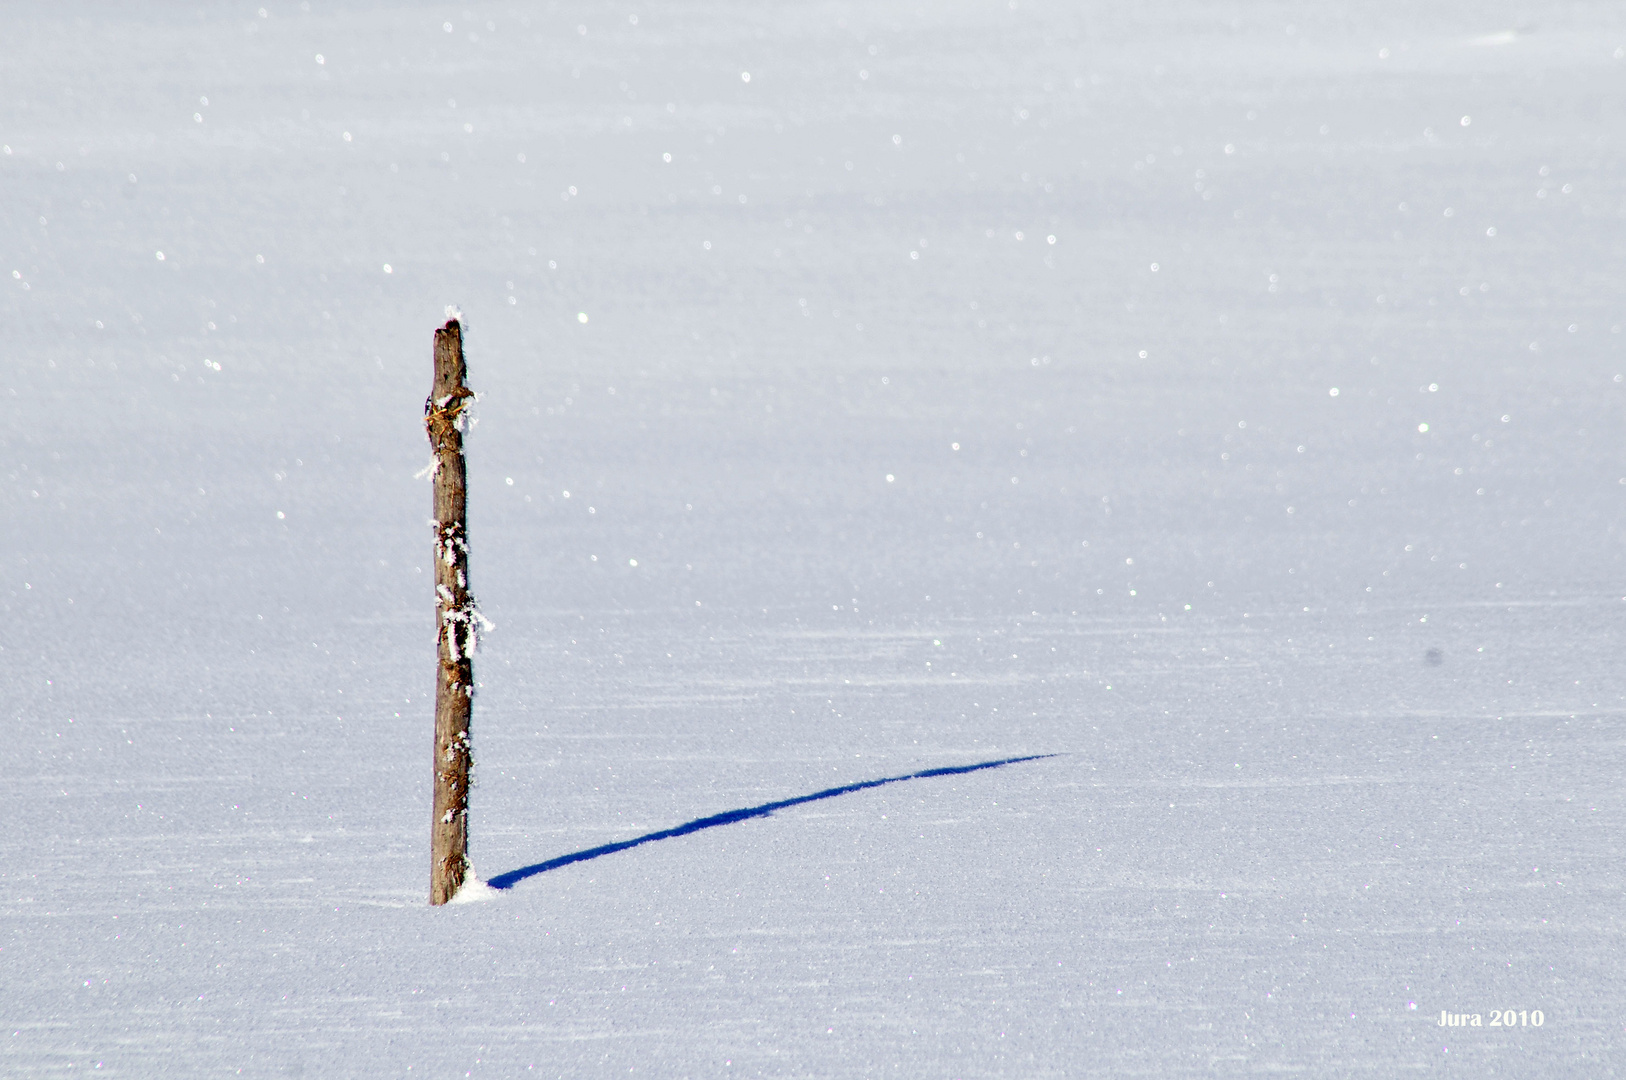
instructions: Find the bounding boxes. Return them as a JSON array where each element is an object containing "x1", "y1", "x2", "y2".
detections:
[{"x1": 487, "y1": 754, "x2": 1054, "y2": 890}]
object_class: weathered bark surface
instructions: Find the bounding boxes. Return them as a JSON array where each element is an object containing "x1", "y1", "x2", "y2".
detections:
[{"x1": 427, "y1": 318, "x2": 475, "y2": 905}]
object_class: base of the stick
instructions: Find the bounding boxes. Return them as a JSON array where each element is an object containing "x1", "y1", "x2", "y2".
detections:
[{"x1": 445, "y1": 869, "x2": 497, "y2": 905}]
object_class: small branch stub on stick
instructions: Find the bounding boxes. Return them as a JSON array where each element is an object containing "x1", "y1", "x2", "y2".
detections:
[{"x1": 427, "y1": 317, "x2": 479, "y2": 905}]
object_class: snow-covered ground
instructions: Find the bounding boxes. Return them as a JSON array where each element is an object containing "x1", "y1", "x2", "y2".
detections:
[{"x1": 4, "y1": 2, "x2": 1625, "y2": 1075}]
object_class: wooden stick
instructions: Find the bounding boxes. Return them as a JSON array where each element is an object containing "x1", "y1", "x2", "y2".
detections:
[{"x1": 426, "y1": 317, "x2": 477, "y2": 905}]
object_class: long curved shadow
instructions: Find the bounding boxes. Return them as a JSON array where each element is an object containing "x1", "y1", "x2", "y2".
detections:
[{"x1": 487, "y1": 754, "x2": 1055, "y2": 890}]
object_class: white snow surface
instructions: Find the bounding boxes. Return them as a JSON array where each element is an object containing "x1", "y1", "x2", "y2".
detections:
[
  {"x1": 3, "y1": 2, "x2": 1625, "y2": 1076},
  {"x1": 447, "y1": 868, "x2": 498, "y2": 906}
]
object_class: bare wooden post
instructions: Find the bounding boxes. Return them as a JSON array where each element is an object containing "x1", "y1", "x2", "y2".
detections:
[{"x1": 426, "y1": 317, "x2": 477, "y2": 905}]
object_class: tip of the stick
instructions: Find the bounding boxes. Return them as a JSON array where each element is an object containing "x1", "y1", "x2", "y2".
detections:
[{"x1": 443, "y1": 304, "x2": 464, "y2": 325}]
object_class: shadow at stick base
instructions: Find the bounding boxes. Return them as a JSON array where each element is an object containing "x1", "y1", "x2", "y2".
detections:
[{"x1": 487, "y1": 754, "x2": 1056, "y2": 890}]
